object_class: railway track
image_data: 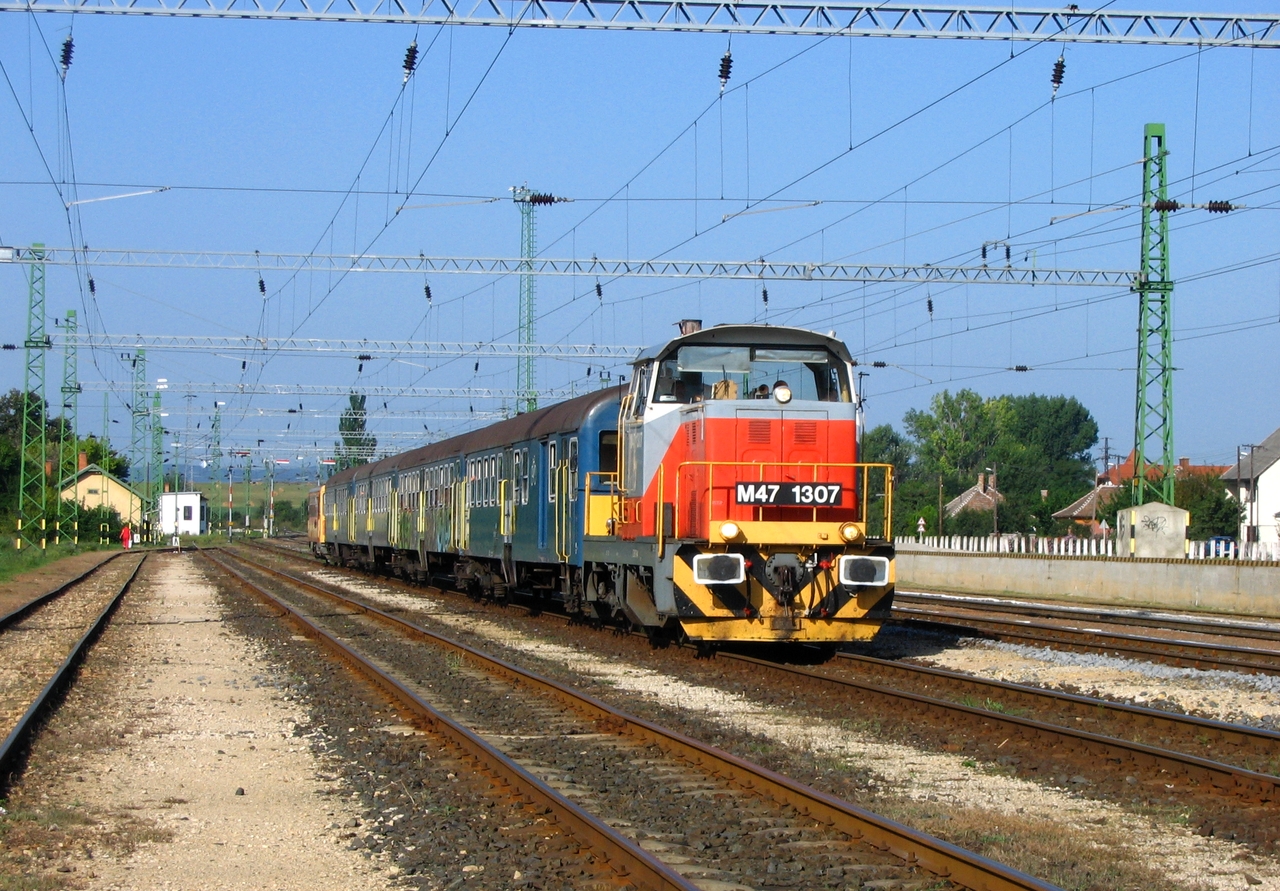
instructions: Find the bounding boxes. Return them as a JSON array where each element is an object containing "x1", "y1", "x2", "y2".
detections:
[
  {"x1": 206, "y1": 546, "x2": 1058, "y2": 891},
  {"x1": 891, "y1": 606, "x2": 1280, "y2": 677},
  {"x1": 824, "y1": 651, "x2": 1280, "y2": 777},
  {"x1": 246, "y1": 543, "x2": 1280, "y2": 835},
  {"x1": 896, "y1": 591, "x2": 1280, "y2": 645},
  {"x1": 0, "y1": 552, "x2": 145, "y2": 792}
]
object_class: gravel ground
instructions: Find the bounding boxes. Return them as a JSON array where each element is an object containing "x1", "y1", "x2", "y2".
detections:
[
  {"x1": 0, "y1": 554, "x2": 142, "y2": 741},
  {"x1": 876, "y1": 625, "x2": 1280, "y2": 732},
  {"x1": 0, "y1": 552, "x2": 394, "y2": 890},
  {"x1": 306, "y1": 567, "x2": 1280, "y2": 891}
]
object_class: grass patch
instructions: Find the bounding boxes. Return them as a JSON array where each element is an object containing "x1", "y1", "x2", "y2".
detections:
[
  {"x1": 877, "y1": 798, "x2": 1190, "y2": 891},
  {"x1": 0, "y1": 540, "x2": 113, "y2": 585},
  {"x1": 959, "y1": 694, "x2": 1026, "y2": 717}
]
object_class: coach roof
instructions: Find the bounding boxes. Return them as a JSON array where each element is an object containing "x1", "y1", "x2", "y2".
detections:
[
  {"x1": 329, "y1": 385, "x2": 624, "y2": 486},
  {"x1": 633, "y1": 324, "x2": 853, "y2": 366}
]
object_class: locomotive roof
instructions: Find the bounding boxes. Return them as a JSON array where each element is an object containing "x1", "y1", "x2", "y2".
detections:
[
  {"x1": 633, "y1": 324, "x2": 853, "y2": 365},
  {"x1": 327, "y1": 385, "x2": 625, "y2": 485}
]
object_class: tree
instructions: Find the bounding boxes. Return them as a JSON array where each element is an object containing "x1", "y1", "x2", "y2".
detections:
[
  {"x1": 903, "y1": 389, "x2": 996, "y2": 478},
  {"x1": 885, "y1": 389, "x2": 1100, "y2": 535},
  {"x1": 1177, "y1": 475, "x2": 1241, "y2": 539},
  {"x1": 334, "y1": 393, "x2": 377, "y2": 471},
  {"x1": 860, "y1": 424, "x2": 914, "y2": 476}
]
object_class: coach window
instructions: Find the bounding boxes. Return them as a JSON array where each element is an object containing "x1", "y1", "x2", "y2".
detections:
[
  {"x1": 568, "y1": 438, "x2": 579, "y2": 500},
  {"x1": 547, "y1": 440, "x2": 558, "y2": 503},
  {"x1": 512, "y1": 451, "x2": 523, "y2": 504},
  {"x1": 520, "y1": 448, "x2": 530, "y2": 504},
  {"x1": 488, "y1": 456, "x2": 497, "y2": 506}
]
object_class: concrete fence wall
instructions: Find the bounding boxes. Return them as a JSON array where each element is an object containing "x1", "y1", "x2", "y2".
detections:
[{"x1": 896, "y1": 550, "x2": 1280, "y2": 618}]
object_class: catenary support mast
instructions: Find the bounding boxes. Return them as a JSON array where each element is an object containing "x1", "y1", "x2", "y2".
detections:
[
  {"x1": 17, "y1": 244, "x2": 49, "y2": 549},
  {"x1": 1132, "y1": 123, "x2": 1175, "y2": 506},
  {"x1": 58, "y1": 309, "x2": 80, "y2": 544}
]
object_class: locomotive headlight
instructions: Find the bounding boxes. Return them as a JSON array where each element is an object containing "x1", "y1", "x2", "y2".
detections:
[
  {"x1": 719, "y1": 521, "x2": 741, "y2": 540},
  {"x1": 773, "y1": 383, "x2": 793, "y2": 404},
  {"x1": 839, "y1": 522, "x2": 862, "y2": 543}
]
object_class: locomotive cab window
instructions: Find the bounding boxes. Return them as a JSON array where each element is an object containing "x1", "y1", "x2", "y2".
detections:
[{"x1": 658, "y1": 344, "x2": 852, "y2": 403}]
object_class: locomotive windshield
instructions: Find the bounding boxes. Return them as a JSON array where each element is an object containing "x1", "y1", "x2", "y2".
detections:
[{"x1": 653, "y1": 345, "x2": 850, "y2": 403}]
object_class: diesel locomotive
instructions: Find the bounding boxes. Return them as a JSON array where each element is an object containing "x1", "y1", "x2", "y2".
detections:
[{"x1": 308, "y1": 321, "x2": 895, "y2": 646}]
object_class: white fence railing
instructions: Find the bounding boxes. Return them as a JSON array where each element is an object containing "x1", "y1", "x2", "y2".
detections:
[{"x1": 900, "y1": 535, "x2": 1280, "y2": 562}]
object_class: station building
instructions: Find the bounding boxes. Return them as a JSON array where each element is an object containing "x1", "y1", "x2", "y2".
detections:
[
  {"x1": 158, "y1": 491, "x2": 210, "y2": 537},
  {"x1": 59, "y1": 459, "x2": 145, "y2": 527}
]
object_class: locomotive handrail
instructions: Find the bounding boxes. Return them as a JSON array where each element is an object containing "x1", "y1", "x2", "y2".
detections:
[
  {"x1": 656, "y1": 464, "x2": 665, "y2": 560},
  {"x1": 673, "y1": 461, "x2": 894, "y2": 541}
]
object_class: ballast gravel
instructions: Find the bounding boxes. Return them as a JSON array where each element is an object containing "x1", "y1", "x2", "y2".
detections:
[
  {"x1": 308, "y1": 568, "x2": 1280, "y2": 891},
  {"x1": 877, "y1": 625, "x2": 1280, "y2": 731},
  {"x1": 3, "y1": 553, "x2": 393, "y2": 891}
]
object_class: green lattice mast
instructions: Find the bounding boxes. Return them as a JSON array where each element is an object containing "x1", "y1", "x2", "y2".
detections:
[
  {"x1": 150, "y1": 390, "x2": 164, "y2": 521},
  {"x1": 209, "y1": 403, "x2": 222, "y2": 530},
  {"x1": 17, "y1": 244, "x2": 49, "y2": 549},
  {"x1": 510, "y1": 185, "x2": 570, "y2": 415},
  {"x1": 1132, "y1": 124, "x2": 1175, "y2": 507},
  {"x1": 58, "y1": 309, "x2": 80, "y2": 544},
  {"x1": 129, "y1": 349, "x2": 148, "y2": 501}
]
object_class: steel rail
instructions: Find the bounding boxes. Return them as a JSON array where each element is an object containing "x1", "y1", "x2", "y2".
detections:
[
  {"x1": 250, "y1": 540, "x2": 1280, "y2": 791},
  {"x1": 0, "y1": 554, "x2": 146, "y2": 793},
  {"x1": 716, "y1": 650, "x2": 1279, "y2": 805},
  {"x1": 200, "y1": 549, "x2": 696, "y2": 891},
  {"x1": 829, "y1": 651, "x2": 1280, "y2": 768},
  {"x1": 3, "y1": 1, "x2": 1278, "y2": 46},
  {"x1": 217, "y1": 546, "x2": 1061, "y2": 891},
  {"x1": 895, "y1": 590, "x2": 1280, "y2": 645},
  {"x1": 893, "y1": 607, "x2": 1280, "y2": 677},
  {"x1": 0, "y1": 551, "x2": 125, "y2": 631},
  {"x1": 251, "y1": 541, "x2": 1280, "y2": 773}
]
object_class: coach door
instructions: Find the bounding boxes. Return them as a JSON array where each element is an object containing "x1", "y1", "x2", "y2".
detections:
[
  {"x1": 538, "y1": 439, "x2": 553, "y2": 552},
  {"x1": 501, "y1": 447, "x2": 515, "y2": 544}
]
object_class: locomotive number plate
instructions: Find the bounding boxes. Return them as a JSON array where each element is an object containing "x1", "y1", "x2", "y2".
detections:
[{"x1": 734, "y1": 482, "x2": 843, "y2": 506}]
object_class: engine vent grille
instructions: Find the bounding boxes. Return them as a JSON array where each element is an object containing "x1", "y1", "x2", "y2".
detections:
[
  {"x1": 748, "y1": 420, "x2": 772, "y2": 444},
  {"x1": 792, "y1": 421, "x2": 818, "y2": 444}
]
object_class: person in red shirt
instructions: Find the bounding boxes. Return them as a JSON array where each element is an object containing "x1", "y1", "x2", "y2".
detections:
[{"x1": 120, "y1": 524, "x2": 132, "y2": 550}]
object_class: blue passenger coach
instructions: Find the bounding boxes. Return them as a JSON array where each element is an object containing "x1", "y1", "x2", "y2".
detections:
[{"x1": 314, "y1": 387, "x2": 623, "y2": 602}]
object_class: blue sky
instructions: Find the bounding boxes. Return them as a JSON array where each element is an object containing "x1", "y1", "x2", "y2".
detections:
[{"x1": 2, "y1": 3, "x2": 1278, "y2": 481}]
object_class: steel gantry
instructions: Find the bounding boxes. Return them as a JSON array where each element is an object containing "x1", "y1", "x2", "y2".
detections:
[
  {"x1": 4, "y1": 2, "x2": 1279, "y2": 46},
  {"x1": 0, "y1": 247, "x2": 1137, "y2": 287},
  {"x1": 56, "y1": 335, "x2": 639, "y2": 360},
  {"x1": 77, "y1": 380, "x2": 594, "y2": 401}
]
